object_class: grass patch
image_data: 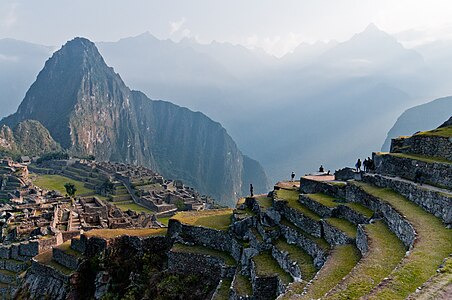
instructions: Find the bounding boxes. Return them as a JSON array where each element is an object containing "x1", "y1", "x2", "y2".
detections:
[
  {"x1": 114, "y1": 201, "x2": 154, "y2": 214},
  {"x1": 276, "y1": 189, "x2": 321, "y2": 221},
  {"x1": 296, "y1": 245, "x2": 361, "y2": 300},
  {"x1": 325, "y1": 218, "x2": 357, "y2": 238},
  {"x1": 274, "y1": 239, "x2": 317, "y2": 280},
  {"x1": 354, "y1": 182, "x2": 452, "y2": 299},
  {"x1": 171, "y1": 209, "x2": 233, "y2": 231},
  {"x1": 84, "y1": 228, "x2": 167, "y2": 239},
  {"x1": 212, "y1": 278, "x2": 232, "y2": 300},
  {"x1": 252, "y1": 251, "x2": 293, "y2": 285},
  {"x1": 326, "y1": 220, "x2": 406, "y2": 299},
  {"x1": 381, "y1": 152, "x2": 452, "y2": 164},
  {"x1": 171, "y1": 243, "x2": 236, "y2": 266},
  {"x1": 307, "y1": 193, "x2": 340, "y2": 208},
  {"x1": 33, "y1": 174, "x2": 93, "y2": 195},
  {"x1": 416, "y1": 125, "x2": 452, "y2": 138},
  {"x1": 234, "y1": 273, "x2": 253, "y2": 296},
  {"x1": 344, "y1": 202, "x2": 374, "y2": 218},
  {"x1": 34, "y1": 250, "x2": 73, "y2": 276},
  {"x1": 254, "y1": 195, "x2": 273, "y2": 210},
  {"x1": 157, "y1": 217, "x2": 170, "y2": 226}
]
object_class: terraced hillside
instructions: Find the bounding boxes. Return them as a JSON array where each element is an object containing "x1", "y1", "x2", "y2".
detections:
[{"x1": 11, "y1": 119, "x2": 452, "y2": 299}]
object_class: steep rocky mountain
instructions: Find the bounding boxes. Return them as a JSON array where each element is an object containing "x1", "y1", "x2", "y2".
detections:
[
  {"x1": 382, "y1": 96, "x2": 452, "y2": 151},
  {"x1": 0, "y1": 120, "x2": 60, "y2": 156},
  {"x1": 0, "y1": 37, "x2": 268, "y2": 206}
]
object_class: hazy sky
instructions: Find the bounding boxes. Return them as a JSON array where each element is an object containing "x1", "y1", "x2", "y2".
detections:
[{"x1": 2, "y1": 0, "x2": 452, "y2": 56}]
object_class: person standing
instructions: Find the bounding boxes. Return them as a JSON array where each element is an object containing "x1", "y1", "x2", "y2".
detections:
[
  {"x1": 250, "y1": 184, "x2": 254, "y2": 197},
  {"x1": 355, "y1": 159, "x2": 362, "y2": 172},
  {"x1": 291, "y1": 171, "x2": 295, "y2": 182}
]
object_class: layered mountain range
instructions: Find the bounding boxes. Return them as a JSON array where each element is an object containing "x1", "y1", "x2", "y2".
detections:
[
  {"x1": 2, "y1": 24, "x2": 452, "y2": 180},
  {"x1": 0, "y1": 38, "x2": 269, "y2": 206}
]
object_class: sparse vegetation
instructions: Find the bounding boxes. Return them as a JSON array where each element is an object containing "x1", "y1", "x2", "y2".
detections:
[
  {"x1": 171, "y1": 209, "x2": 233, "y2": 231},
  {"x1": 172, "y1": 243, "x2": 236, "y2": 266},
  {"x1": 276, "y1": 189, "x2": 321, "y2": 221},
  {"x1": 252, "y1": 251, "x2": 293, "y2": 285},
  {"x1": 416, "y1": 125, "x2": 452, "y2": 138},
  {"x1": 84, "y1": 228, "x2": 167, "y2": 239},
  {"x1": 33, "y1": 174, "x2": 93, "y2": 195}
]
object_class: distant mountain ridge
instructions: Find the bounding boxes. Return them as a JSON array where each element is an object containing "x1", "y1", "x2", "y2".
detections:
[
  {"x1": 1, "y1": 37, "x2": 269, "y2": 206},
  {"x1": 382, "y1": 96, "x2": 452, "y2": 151}
]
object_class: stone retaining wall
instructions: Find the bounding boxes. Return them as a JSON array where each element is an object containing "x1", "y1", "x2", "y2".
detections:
[
  {"x1": 168, "y1": 250, "x2": 236, "y2": 279},
  {"x1": 250, "y1": 260, "x2": 285, "y2": 300},
  {"x1": 374, "y1": 153, "x2": 452, "y2": 189},
  {"x1": 168, "y1": 219, "x2": 241, "y2": 261},
  {"x1": 299, "y1": 195, "x2": 334, "y2": 218},
  {"x1": 363, "y1": 174, "x2": 452, "y2": 225},
  {"x1": 299, "y1": 178, "x2": 346, "y2": 198},
  {"x1": 336, "y1": 205, "x2": 372, "y2": 225},
  {"x1": 391, "y1": 135, "x2": 452, "y2": 161},
  {"x1": 356, "y1": 225, "x2": 369, "y2": 255},
  {"x1": 321, "y1": 220, "x2": 355, "y2": 246},
  {"x1": 53, "y1": 248, "x2": 80, "y2": 270},
  {"x1": 274, "y1": 199, "x2": 322, "y2": 237},
  {"x1": 346, "y1": 184, "x2": 416, "y2": 249},
  {"x1": 271, "y1": 246, "x2": 301, "y2": 281},
  {"x1": 279, "y1": 223, "x2": 327, "y2": 269}
]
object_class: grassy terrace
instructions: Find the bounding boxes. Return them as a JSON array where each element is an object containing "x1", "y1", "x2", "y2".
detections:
[
  {"x1": 254, "y1": 195, "x2": 273, "y2": 211},
  {"x1": 276, "y1": 189, "x2": 321, "y2": 221},
  {"x1": 280, "y1": 218, "x2": 330, "y2": 251},
  {"x1": 252, "y1": 251, "x2": 293, "y2": 285},
  {"x1": 234, "y1": 273, "x2": 253, "y2": 296},
  {"x1": 417, "y1": 125, "x2": 452, "y2": 138},
  {"x1": 171, "y1": 243, "x2": 236, "y2": 266},
  {"x1": 113, "y1": 201, "x2": 154, "y2": 214},
  {"x1": 306, "y1": 193, "x2": 373, "y2": 219},
  {"x1": 84, "y1": 228, "x2": 167, "y2": 239},
  {"x1": 55, "y1": 241, "x2": 82, "y2": 258},
  {"x1": 326, "y1": 220, "x2": 405, "y2": 299},
  {"x1": 293, "y1": 245, "x2": 361, "y2": 300},
  {"x1": 274, "y1": 239, "x2": 317, "y2": 280},
  {"x1": 379, "y1": 152, "x2": 452, "y2": 164},
  {"x1": 306, "y1": 193, "x2": 339, "y2": 207},
  {"x1": 34, "y1": 250, "x2": 73, "y2": 276},
  {"x1": 325, "y1": 218, "x2": 357, "y2": 238},
  {"x1": 171, "y1": 209, "x2": 233, "y2": 231},
  {"x1": 33, "y1": 174, "x2": 93, "y2": 195},
  {"x1": 212, "y1": 278, "x2": 232, "y2": 300},
  {"x1": 353, "y1": 182, "x2": 452, "y2": 299}
]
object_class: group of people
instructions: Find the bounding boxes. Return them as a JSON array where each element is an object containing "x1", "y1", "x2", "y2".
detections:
[{"x1": 355, "y1": 157, "x2": 375, "y2": 172}]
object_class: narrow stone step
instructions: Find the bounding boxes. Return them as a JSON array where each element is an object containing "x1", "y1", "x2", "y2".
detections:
[
  {"x1": 349, "y1": 182, "x2": 452, "y2": 299},
  {"x1": 272, "y1": 238, "x2": 317, "y2": 282},
  {"x1": 324, "y1": 220, "x2": 406, "y2": 299},
  {"x1": 282, "y1": 244, "x2": 361, "y2": 300},
  {"x1": 251, "y1": 251, "x2": 293, "y2": 299}
]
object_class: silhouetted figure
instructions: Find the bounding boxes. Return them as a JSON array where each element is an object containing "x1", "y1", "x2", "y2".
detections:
[
  {"x1": 363, "y1": 158, "x2": 369, "y2": 172},
  {"x1": 327, "y1": 170, "x2": 331, "y2": 175},
  {"x1": 319, "y1": 165, "x2": 324, "y2": 173},
  {"x1": 368, "y1": 157, "x2": 374, "y2": 172},
  {"x1": 355, "y1": 159, "x2": 362, "y2": 172},
  {"x1": 414, "y1": 166, "x2": 423, "y2": 185},
  {"x1": 291, "y1": 171, "x2": 295, "y2": 182},
  {"x1": 250, "y1": 184, "x2": 254, "y2": 197}
]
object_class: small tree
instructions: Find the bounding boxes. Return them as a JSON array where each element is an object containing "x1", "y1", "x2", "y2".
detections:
[{"x1": 64, "y1": 182, "x2": 77, "y2": 197}]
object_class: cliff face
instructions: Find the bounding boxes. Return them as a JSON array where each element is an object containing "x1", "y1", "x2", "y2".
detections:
[{"x1": 1, "y1": 38, "x2": 268, "y2": 205}]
